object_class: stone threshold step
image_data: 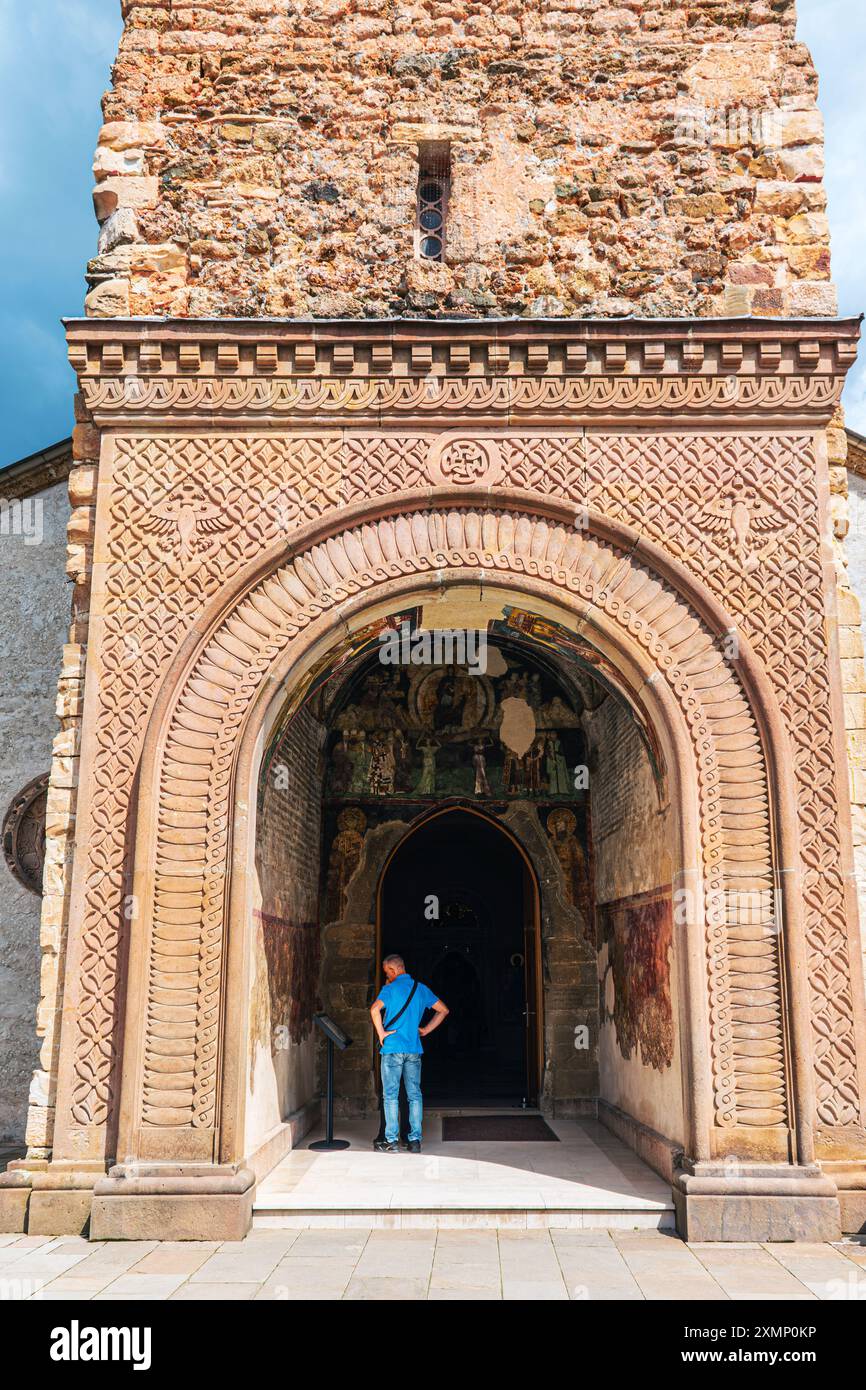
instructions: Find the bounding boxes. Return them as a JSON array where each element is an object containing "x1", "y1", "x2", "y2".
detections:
[
  {"x1": 253, "y1": 1196, "x2": 673, "y2": 1211},
  {"x1": 253, "y1": 1208, "x2": 675, "y2": 1231}
]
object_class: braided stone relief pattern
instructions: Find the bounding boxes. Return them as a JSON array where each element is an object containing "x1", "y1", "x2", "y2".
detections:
[
  {"x1": 70, "y1": 432, "x2": 430, "y2": 1128},
  {"x1": 80, "y1": 374, "x2": 844, "y2": 422},
  {"x1": 145, "y1": 508, "x2": 782, "y2": 1132},
  {"x1": 586, "y1": 433, "x2": 860, "y2": 1129}
]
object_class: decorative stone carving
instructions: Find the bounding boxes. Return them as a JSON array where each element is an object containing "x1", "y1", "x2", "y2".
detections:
[
  {"x1": 46, "y1": 319, "x2": 864, "y2": 1184},
  {"x1": 586, "y1": 432, "x2": 863, "y2": 1133},
  {"x1": 427, "y1": 432, "x2": 503, "y2": 487},
  {"x1": 2, "y1": 774, "x2": 49, "y2": 896},
  {"x1": 135, "y1": 503, "x2": 784, "y2": 1136},
  {"x1": 78, "y1": 372, "x2": 844, "y2": 428},
  {"x1": 694, "y1": 485, "x2": 790, "y2": 574},
  {"x1": 65, "y1": 319, "x2": 857, "y2": 408},
  {"x1": 140, "y1": 481, "x2": 232, "y2": 573}
]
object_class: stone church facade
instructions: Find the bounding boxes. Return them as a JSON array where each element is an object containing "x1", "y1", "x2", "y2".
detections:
[{"x1": 3, "y1": 0, "x2": 866, "y2": 1242}]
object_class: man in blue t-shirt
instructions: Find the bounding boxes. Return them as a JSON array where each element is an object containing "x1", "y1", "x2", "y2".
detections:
[{"x1": 370, "y1": 954, "x2": 449, "y2": 1153}]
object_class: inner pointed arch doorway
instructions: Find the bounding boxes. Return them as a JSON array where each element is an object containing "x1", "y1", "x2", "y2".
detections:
[{"x1": 378, "y1": 807, "x2": 542, "y2": 1108}]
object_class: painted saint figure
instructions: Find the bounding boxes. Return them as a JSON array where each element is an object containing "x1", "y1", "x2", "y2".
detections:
[
  {"x1": 348, "y1": 729, "x2": 369, "y2": 793},
  {"x1": 330, "y1": 728, "x2": 353, "y2": 795},
  {"x1": 524, "y1": 736, "x2": 545, "y2": 794},
  {"x1": 472, "y1": 740, "x2": 491, "y2": 796},
  {"x1": 325, "y1": 807, "x2": 367, "y2": 918},
  {"x1": 503, "y1": 745, "x2": 522, "y2": 795},
  {"x1": 415, "y1": 736, "x2": 439, "y2": 795},
  {"x1": 368, "y1": 731, "x2": 396, "y2": 795},
  {"x1": 545, "y1": 733, "x2": 571, "y2": 795},
  {"x1": 546, "y1": 807, "x2": 593, "y2": 935},
  {"x1": 393, "y1": 729, "x2": 414, "y2": 793}
]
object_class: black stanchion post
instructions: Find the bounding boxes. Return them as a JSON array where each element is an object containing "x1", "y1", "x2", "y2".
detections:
[{"x1": 309, "y1": 1012, "x2": 352, "y2": 1152}]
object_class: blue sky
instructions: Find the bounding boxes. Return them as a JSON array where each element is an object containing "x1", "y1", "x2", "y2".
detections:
[
  {"x1": 1, "y1": 0, "x2": 864, "y2": 465},
  {"x1": 798, "y1": 0, "x2": 866, "y2": 435}
]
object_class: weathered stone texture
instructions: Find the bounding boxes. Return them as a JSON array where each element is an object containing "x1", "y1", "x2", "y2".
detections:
[
  {"x1": 839, "y1": 431, "x2": 866, "y2": 995},
  {"x1": 24, "y1": 432, "x2": 95, "y2": 1158},
  {"x1": 248, "y1": 704, "x2": 326, "y2": 1150},
  {"x1": 86, "y1": 0, "x2": 834, "y2": 320},
  {"x1": 0, "y1": 483, "x2": 71, "y2": 1145},
  {"x1": 586, "y1": 691, "x2": 684, "y2": 1142}
]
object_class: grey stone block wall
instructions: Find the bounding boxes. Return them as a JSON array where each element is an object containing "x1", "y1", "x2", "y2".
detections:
[{"x1": 0, "y1": 481, "x2": 70, "y2": 1144}]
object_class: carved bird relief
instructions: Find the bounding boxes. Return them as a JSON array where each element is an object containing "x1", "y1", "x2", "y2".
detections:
[
  {"x1": 142, "y1": 486, "x2": 232, "y2": 568},
  {"x1": 696, "y1": 488, "x2": 785, "y2": 573}
]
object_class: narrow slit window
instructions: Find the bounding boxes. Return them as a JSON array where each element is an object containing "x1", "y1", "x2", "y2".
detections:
[{"x1": 416, "y1": 145, "x2": 450, "y2": 262}]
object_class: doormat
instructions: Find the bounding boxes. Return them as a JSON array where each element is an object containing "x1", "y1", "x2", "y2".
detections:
[{"x1": 441, "y1": 1115, "x2": 559, "y2": 1142}]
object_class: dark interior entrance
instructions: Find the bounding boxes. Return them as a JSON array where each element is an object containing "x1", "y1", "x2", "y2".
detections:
[{"x1": 379, "y1": 808, "x2": 539, "y2": 1107}]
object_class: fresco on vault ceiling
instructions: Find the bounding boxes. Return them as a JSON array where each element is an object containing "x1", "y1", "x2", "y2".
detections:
[{"x1": 324, "y1": 640, "x2": 588, "y2": 804}]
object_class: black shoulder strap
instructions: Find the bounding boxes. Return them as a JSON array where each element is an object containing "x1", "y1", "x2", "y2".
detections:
[{"x1": 383, "y1": 979, "x2": 418, "y2": 1031}]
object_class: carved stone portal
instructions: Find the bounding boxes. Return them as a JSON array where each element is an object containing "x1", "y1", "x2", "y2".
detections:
[{"x1": 5, "y1": 319, "x2": 865, "y2": 1245}]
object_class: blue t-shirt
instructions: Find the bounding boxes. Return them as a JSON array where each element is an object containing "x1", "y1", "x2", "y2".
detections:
[{"x1": 376, "y1": 976, "x2": 438, "y2": 1055}]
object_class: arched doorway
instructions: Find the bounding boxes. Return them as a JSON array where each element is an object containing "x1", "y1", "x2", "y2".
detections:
[
  {"x1": 378, "y1": 808, "x2": 541, "y2": 1108},
  {"x1": 45, "y1": 309, "x2": 859, "y2": 1242},
  {"x1": 101, "y1": 495, "x2": 817, "y2": 1249}
]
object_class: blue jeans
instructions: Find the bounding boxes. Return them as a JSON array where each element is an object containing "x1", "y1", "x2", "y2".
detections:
[{"x1": 381, "y1": 1052, "x2": 423, "y2": 1144}]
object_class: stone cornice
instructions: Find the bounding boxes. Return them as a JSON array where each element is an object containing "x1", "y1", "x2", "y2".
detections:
[{"x1": 65, "y1": 317, "x2": 861, "y2": 429}]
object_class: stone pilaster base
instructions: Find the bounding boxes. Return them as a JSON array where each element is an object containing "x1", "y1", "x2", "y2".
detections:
[
  {"x1": 1, "y1": 1162, "x2": 103, "y2": 1236},
  {"x1": 837, "y1": 1191, "x2": 866, "y2": 1235},
  {"x1": 823, "y1": 1163, "x2": 866, "y2": 1234},
  {"x1": 673, "y1": 1163, "x2": 842, "y2": 1242},
  {"x1": 0, "y1": 1170, "x2": 31, "y2": 1232},
  {"x1": 29, "y1": 1186, "x2": 94, "y2": 1236},
  {"x1": 90, "y1": 1165, "x2": 255, "y2": 1241}
]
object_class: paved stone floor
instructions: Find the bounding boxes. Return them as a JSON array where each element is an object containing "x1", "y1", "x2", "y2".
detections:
[
  {"x1": 2, "y1": 1229, "x2": 866, "y2": 1300},
  {"x1": 255, "y1": 1115, "x2": 674, "y2": 1227}
]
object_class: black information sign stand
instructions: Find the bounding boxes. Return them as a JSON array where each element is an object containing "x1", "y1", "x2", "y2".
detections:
[{"x1": 310, "y1": 1012, "x2": 352, "y2": 1151}]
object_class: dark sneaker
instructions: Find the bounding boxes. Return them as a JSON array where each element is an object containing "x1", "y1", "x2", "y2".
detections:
[
  {"x1": 408, "y1": 1140, "x2": 421, "y2": 1154},
  {"x1": 374, "y1": 1139, "x2": 400, "y2": 1153}
]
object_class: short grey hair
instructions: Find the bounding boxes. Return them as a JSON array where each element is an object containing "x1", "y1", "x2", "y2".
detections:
[{"x1": 382, "y1": 953, "x2": 405, "y2": 970}]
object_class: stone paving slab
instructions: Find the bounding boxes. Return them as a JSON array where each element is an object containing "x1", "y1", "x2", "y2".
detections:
[
  {"x1": 171, "y1": 1283, "x2": 259, "y2": 1301},
  {"x1": 343, "y1": 1275, "x2": 431, "y2": 1300},
  {"x1": 0, "y1": 1229, "x2": 864, "y2": 1300},
  {"x1": 832, "y1": 1240, "x2": 866, "y2": 1264},
  {"x1": 290, "y1": 1230, "x2": 368, "y2": 1258},
  {"x1": 764, "y1": 1242, "x2": 866, "y2": 1299},
  {"x1": 611, "y1": 1235, "x2": 730, "y2": 1301},
  {"x1": 498, "y1": 1228, "x2": 569, "y2": 1300},
  {"x1": 188, "y1": 1244, "x2": 289, "y2": 1285},
  {"x1": 132, "y1": 1242, "x2": 222, "y2": 1276},
  {"x1": 686, "y1": 1245, "x2": 817, "y2": 1301},
  {"x1": 551, "y1": 1231, "x2": 645, "y2": 1300},
  {"x1": 255, "y1": 1256, "x2": 361, "y2": 1300},
  {"x1": 0, "y1": 1238, "x2": 96, "y2": 1279}
]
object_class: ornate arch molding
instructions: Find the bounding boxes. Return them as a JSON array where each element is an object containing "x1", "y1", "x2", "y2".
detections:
[{"x1": 120, "y1": 492, "x2": 812, "y2": 1166}]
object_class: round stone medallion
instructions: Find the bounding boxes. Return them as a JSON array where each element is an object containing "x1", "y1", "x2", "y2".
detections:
[
  {"x1": 426, "y1": 432, "x2": 503, "y2": 488},
  {"x1": 2, "y1": 773, "x2": 49, "y2": 896}
]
